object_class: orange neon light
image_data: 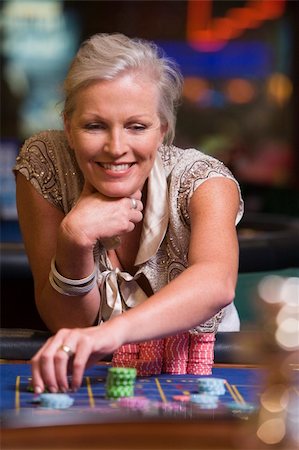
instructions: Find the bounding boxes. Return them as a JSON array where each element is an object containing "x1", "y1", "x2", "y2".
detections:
[{"x1": 187, "y1": 0, "x2": 286, "y2": 51}]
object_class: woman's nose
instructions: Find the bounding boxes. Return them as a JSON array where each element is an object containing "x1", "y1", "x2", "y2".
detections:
[{"x1": 104, "y1": 130, "x2": 125, "y2": 156}]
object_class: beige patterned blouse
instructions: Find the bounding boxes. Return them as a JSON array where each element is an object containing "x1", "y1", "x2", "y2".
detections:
[{"x1": 14, "y1": 130, "x2": 244, "y2": 333}]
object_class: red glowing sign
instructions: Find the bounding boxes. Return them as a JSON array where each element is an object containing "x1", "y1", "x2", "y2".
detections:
[{"x1": 187, "y1": 0, "x2": 286, "y2": 51}]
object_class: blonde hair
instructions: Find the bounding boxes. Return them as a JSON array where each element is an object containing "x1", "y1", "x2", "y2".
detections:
[{"x1": 63, "y1": 33, "x2": 183, "y2": 144}]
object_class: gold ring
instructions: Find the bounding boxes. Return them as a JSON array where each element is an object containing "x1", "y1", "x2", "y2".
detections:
[
  {"x1": 59, "y1": 344, "x2": 74, "y2": 358},
  {"x1": 131, "y1": 198, "x2": 137, "y2": 209}
]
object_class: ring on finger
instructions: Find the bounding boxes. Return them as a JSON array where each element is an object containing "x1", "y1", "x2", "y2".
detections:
[
  {"x1": 130, "y1": 198, "x2": 137, "y2": 210},
  {"x1": 59, "y1": 344, "x2": 74, "y2": 358}
]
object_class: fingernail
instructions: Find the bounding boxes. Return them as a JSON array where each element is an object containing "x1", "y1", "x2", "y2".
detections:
[
  {"x1": 49, "y1": 386, "x2": 58, "y2": 393},
  {"x1": 35, "y1": 386, "x2": 42, "y2": 394}
]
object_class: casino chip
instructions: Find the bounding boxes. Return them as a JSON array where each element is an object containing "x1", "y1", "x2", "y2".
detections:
[
  {"x1": 112, "y1": 333, "x2": 216, "y2": 376},
  {"x1": 190, "y1": 393, "x2": 219, "y2": 409},
  {"x1": 187, "y1": 333, "x2": 215, "y2": 375},
  {"x1": 226, "y1": 402, "x2": 257, "y2": 419},
  {"x1": 227, "y1": 402, "x2": 256, "y2": 414},
  {"x1": 163, "y1": 332, "x2": 189, "y2": 374},
  {"x1": 197, "y1": 377, "x2": 226, "y2": 396},
  {"x1": 189, "y1": 377, "x2": 226, "y2": 409},
  {"x1": 118, "y1": 396, "x2": 151, "y2": 410},
  {"x1": 112, "y1": 339, "x2": 164, "y2": 376},
  {"x1": 39, "y1": 393, "x2": 74, "y2": 409},
  {"x1": 172, "y1": 395, "x2": 190, "y2": 403},
  {"x1": 105, "y1": 367, "x2": 137, "y2": 399}
]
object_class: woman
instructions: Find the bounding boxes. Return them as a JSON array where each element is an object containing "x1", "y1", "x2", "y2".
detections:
[{"x1": 14, "y1": 33, "x2": 243, "y2": 394}]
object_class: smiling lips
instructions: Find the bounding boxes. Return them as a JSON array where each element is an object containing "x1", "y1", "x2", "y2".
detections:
[{"x1": 98, "y1": 162, "x2": 134, "y2": 172}]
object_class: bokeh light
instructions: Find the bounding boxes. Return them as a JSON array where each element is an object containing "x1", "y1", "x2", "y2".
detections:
[
  {"x1": 183, "y1": 77, "x2": 210, "y2": 103},
  {"x1": 258, "y1": 275, "x2": 284, "y2": 304},
  {"x1": 260, "y1": 385, "x2": 289, "y2": 413},
  {"x1": 225, "y1": 78, "x2": 256, "y2": 104},
  {"x1": 267, "y1": 73, "x2": 293, "y2": 106},
  {"x1": 257, "y1": 418, "x2": 286, "y2": 444}
]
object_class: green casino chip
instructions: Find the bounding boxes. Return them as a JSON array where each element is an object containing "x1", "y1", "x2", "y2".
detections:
[
  {"x1": 105, "y1": 378, "x2": 136, "y2": 387},
  {"x1": 106, "y1": 385, "x2": 135, "y2": 399},
  {"x1": 105, "y1": 366, "x2": 137, "y2": 399},
  {"x1": 107, "y1": 367, "x2": 137, "y2": 379}
]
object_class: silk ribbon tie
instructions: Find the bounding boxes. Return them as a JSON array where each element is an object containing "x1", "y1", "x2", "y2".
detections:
[{"x1": 99, "y1": 268, "x2": 148, "y2": 322}]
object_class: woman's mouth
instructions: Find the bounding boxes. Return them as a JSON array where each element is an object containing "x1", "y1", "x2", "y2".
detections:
[{"x1": 98, "y1": 163, "x2": 134, "y2": 172}]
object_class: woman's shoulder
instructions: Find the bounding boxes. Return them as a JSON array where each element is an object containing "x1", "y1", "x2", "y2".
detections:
[
  {"x1": 15, "y1": 129, "x2": 82, "y2": 212},
  {"x1": 21, "y1": 129, "x2": 69, "y2": 154},
  {"x1": 19, "y1": 129, "x2": 79, "y2": 175},
  {"x1": 161, "y1": 144, "x2": 244, "y2": 225},
  {"x1": 159, "y1": 144, "x2": 230, "y2": 177}
]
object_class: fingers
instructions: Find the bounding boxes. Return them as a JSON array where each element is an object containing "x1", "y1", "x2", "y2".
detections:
[
  {"x1": 31, "y1": 335, "x2": 61, "y2": 394},
  {"x1": 54, "y1": 344, "x2": 74, "y2": 392},
  {"x1": 71, "y1": 186, "x2": 143, "y2": 242},
  {"x1": 131, "y1": 189, "x2": 142, "y2": 201},
  {"x1": 31, "y1": 329, "x2": 102, "y2": 394},
  {"x1": 70, "y1": 338, "x2": 95, "y2": 391},
  {"x1": 31, "y1": 330, "x2": 79, "y2": 394},
  {"x1": 130, "y1": 198, "x2": 138, "y2": 210},
  {"x1": 128, "y1": 196, "x2": 143, "y2": 214}
]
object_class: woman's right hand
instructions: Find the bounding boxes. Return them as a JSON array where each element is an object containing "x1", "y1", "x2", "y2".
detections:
[{"x1": 59, "y1": 181, "x2": 143, "y2": 249}]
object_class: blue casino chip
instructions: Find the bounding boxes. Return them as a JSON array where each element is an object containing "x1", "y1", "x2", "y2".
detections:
[
  {"x1": 226, "y1": 401, "x2": 256, "y2": 413},
  {"x1": 197, "y1": 377, "x2": 226, "y2": 395},
  {"x1": 190, "y1": 393, "x2": 219, "y2": 409},
  {"x1": 39, "y1": 393, "x2": 74, "y2": 409}
]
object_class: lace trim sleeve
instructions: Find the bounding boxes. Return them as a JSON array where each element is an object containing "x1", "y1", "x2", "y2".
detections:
[
  {"x1": 176, "y1": 149, "x2": 244, "y2": 228},
  {"x1": 14, "y1": 133, "x2": 64, "y2": 210}
]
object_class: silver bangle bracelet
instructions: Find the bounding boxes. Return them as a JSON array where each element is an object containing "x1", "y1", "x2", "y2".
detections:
[
  {"x1": 50, "y1": 257, "x2": 97, "y2": 286},
  {"x1": 49, "y1": 272, "x2": 97, "y2": 296}
]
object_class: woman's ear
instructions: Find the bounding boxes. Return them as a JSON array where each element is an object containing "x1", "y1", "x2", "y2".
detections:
[{"x1": 159, "y1": 122, "x2": 168, "y2": 145}]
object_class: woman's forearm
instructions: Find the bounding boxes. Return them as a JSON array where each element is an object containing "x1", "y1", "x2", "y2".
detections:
[
  {"x1": 113, "y1": 261, "x2": 236, "y2": 345},
  {"x1": 36, "y1": 222, "x2": 101, "y2": 332},
  {"x1": 36, "y1": 281, "x2": 101, "y2": 332}
]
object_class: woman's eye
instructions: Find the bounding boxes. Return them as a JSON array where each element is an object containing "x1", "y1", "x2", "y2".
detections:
[
  {"x1": 85, "y1": 123, "x2": 105, "y2": 130},
  {"x1": 128, "y1": 124, "x2": 146, "y2": 131}
]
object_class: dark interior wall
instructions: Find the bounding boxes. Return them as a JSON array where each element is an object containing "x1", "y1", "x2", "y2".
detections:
[
  {"x1": 63, "y1": 0, "x2": 187, "y2": 41},
  {"x1": 290, "y1": 2, "x2": 299, "y2": 189}
]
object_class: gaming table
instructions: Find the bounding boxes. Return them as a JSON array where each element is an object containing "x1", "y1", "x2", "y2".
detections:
[{"x1": 0, "y1": 360, "x2": 288, "y2": 450}]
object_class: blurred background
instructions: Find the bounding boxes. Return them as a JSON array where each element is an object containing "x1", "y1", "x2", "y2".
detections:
[{"x1": 1, "y1": 0, "x2": 299, "y2": 330}]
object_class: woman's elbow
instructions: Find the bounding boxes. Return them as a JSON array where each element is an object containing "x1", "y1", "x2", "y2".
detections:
[{"x1": 215, "y1": 278, "x2": 236, "y2": 310}]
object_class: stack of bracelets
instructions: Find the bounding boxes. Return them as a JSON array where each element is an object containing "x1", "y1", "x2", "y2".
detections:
[{"x1": 49, "y1": 258, "x2": 98, "y2": 296}]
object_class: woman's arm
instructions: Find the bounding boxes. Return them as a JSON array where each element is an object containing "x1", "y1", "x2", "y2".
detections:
[
  {"x1": 119, "y1": 176, "x2": 240, "y2": 339},
  {"x1": 31, "y1": 176, "x2": 241, "y2": 392},
  {"x1": 16, "y1": 173, "x2": 143, "y2": 332},
  {"x1": 16, "y1": 173, "x2": 102, "y2": 331}
]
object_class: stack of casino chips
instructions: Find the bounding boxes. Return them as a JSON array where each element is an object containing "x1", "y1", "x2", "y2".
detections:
[
  {"x1": 163, "y1": 332, "x2": 190, "y2": 374},
  {"x1": 187, "y1": 332, "x2": 215, "y2": 375},
  {"x1": 112, "y1": 339, "x2": 165, "y2": 376},
  {"x1": 137, "y1": 339, "x2": 164, "y2": 375},
  {"x1": 112, "y1": 331, "x2": 216, "y2": 376},
  {"x1": 112, "y1": 343, "x2": 139, "y2": 367},
  {"x1": 105, "y1": 367, "x2": 137, "y2": 399},
  {"x1": 190, "y1": 377, "x2": 226, "y2": 409}
]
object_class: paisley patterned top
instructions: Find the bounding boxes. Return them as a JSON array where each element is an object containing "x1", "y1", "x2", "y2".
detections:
[{"x1": 14, "y1": 130, "x2": 244, "y2": 333}]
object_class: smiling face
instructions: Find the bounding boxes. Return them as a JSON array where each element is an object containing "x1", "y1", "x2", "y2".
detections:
[{"x1": 64, "y1": 72, "x2": 167, "y2": 198}]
